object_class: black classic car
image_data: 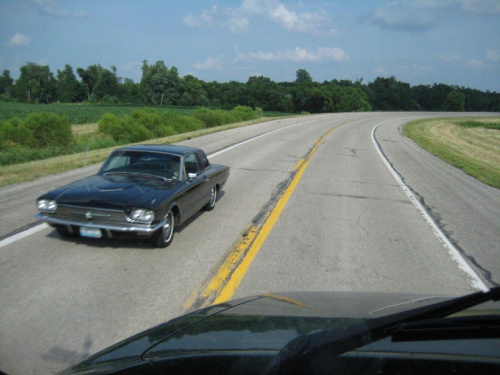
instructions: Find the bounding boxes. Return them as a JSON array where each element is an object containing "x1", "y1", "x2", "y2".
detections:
[
  {"x1": 35, "y1": 145, "x2": 230, "y2": 247},
  {"x1": 60, "y1": 288, "x2": 500, "y2": 374}
]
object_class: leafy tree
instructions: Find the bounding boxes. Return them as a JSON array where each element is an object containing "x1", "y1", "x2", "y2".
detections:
[
  {"x1": 91, "y1": 66, "x2": 119, "y2": 101},
  {"x1": 367, "y1": 76, "x2": 418, "y2": 110},
  {"x1": 0, "y1": 70, "x2": 14, "y2": 97},
  {"x1": 77, "y1": 64, "x2": 103, "y2": 100},
  {"x1": 181, "y1": 75, "x2": 209, "y2": 106},
  {"x1": 245, "y1": 76, "x2": 282, "y2": 110},
  {"x1": 295, "y1": 69, "x2": 313, "y2": 84},
  {"x1": 220, "y1": 81, "x2": 247, "y2": 109},
  {"x1": 119, "y1": 78, "x2": 142, "y2": 104},
  {"x1": 56, "y1": 64, "x2": 82, "y2": 102},
  {"x1": 445, "y1": 91, "x2": 465, "y2": 111},
  {"x1": 14, "y1": 63, "x2": 56, "y2": 103},
  {"x1": 140, "y1": 60, "x2": 182, "y2": 105},
  {"x1": 323, "y1": 85, "x2": 371, "y2": 112}
]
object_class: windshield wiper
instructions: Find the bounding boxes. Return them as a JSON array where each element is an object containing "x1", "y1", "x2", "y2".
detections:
[
  {"x1": 263, "y1": 287, "x2": 500, "y2": 375},
  {"x1": 103, "y1": 171, "x2": 169, "y2": 182},
  {"x1": 389, "y1": 315, "x2": 500, "y2": 342}
]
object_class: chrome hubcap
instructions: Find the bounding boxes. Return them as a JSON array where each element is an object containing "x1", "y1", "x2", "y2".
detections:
[
  {"x1": 163, "y1": 212, "x2": 173, "y2": 241},
  {"x1": 210, "y1": 187, "x2": 216, "y2": 206}
]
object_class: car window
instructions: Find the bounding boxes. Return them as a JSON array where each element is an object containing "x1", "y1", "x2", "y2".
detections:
[
  {"x1": 100, "y1": 151, "x2": 181, "y2": 180},
  {"x1": 185, "y1": 153, "x2": 201, "y2": 175},
  {"x1": 198, "y1": 151, "x2": 210, "y2": 169}
]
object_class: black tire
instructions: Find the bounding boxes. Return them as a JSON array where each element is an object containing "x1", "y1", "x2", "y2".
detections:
[
  {"x1": 150, "y1": 209, "x2": 175, "y2": 248},
  {"x1": 56, "y1": 227, "x2": 78, "y2": 238},
  {"x1": 203, "y1": 186, "x2": 217, "y2": 211}
]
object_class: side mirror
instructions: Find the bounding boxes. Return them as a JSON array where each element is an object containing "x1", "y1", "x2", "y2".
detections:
[{"x1": 188, "y1": 173, "x2": 197, "y2": 180}]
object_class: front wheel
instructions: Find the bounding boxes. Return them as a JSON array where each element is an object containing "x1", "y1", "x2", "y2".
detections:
[
  {"x1": 150, "y1": 209, "x2": 175, "y2": 248},
  {"x1": 203, "y1": 186, "x2": 218, "y2": 211}
]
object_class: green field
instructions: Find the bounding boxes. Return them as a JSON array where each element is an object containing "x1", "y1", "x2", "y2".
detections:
[
  {"x1": 0, "y1": 102, "x2": 291, "y2": 124},
  {"x1": 403, "y1": 117, "x2": 500, "y2": 188},
  {"x1": 0, "y1": 102, "x2": 200, "y2": 124}
]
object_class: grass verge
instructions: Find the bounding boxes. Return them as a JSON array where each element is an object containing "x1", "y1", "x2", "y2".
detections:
[
  {"x1": 403, "y1": 117, "x2": 500, "y2": 189},
  {"x1": 0, "y1": 117, "x2": 285, "y2": 187}
]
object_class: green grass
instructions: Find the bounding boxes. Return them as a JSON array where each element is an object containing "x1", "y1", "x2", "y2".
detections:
[
  {"x1": 403, "y1": 117, "x2": 500, "y2": 189},
  {"x1": 454, "y1": 120, "x2": 500, "y2": 130}
]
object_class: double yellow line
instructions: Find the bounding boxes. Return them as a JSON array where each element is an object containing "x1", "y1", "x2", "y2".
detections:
[{"x1": 184, "y1": 126, "x2": 337, "y2": 311}]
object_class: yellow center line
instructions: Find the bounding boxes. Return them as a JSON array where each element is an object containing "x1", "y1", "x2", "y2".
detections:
[{"x1": 183, "y1": 127, "x2": 337, "y2": 311}]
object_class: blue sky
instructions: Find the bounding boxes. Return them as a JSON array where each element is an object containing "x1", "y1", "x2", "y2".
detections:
[{"x1": 1, "y1": 0, "x2": 499, "y2": 91}]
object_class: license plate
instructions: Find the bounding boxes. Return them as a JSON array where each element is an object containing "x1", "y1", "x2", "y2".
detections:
[{"x1": 80, "y1": 227, "x2": 102, "y2": 238}]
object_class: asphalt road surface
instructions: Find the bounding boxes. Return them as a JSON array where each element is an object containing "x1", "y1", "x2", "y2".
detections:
[{"x1": 1, "y1": 112, "x2": 499, "y2": 374}]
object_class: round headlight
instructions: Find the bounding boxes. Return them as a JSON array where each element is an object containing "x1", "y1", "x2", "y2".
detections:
[
  {"x1": 129, "y1": 209, "x2": 155, "y2": 223},
  {"x1": 37, "y1": 199, "x2": 57, "y2": 213}
]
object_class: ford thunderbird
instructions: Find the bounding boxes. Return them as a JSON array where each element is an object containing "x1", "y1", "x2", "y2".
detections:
[{"x1": 35, "y1": 145, "x2": 230, "y2": 247}]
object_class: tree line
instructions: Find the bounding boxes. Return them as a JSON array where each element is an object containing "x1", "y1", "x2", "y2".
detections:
[{"x1": 0, "y1": 61, "x2": 499, "y2": 113}]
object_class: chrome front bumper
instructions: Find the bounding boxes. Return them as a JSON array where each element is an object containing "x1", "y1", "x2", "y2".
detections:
[{"x1": 35, "y1": 213, "x2": 165, "y2": 235}]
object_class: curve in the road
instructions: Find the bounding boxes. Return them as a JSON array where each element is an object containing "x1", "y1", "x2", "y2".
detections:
[{"x1": 371, "y1": 121, "x2": 488, "y2": 292}]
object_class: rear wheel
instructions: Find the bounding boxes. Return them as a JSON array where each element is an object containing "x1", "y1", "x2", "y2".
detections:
[
  {"x1": 151, "y1": 209, "x2": 175, "y2": 248},
  {"x1": 203, "y1": 186, "x2": 218, "y2": 211}
]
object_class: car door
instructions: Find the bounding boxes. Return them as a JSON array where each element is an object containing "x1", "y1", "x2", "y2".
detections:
[{"x1": 182, "y1": 152, "x2": 211, "y2": 219}]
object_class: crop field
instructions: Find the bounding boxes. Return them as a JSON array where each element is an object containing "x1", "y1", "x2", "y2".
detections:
[
  {"x1": 0, "y1": 102, "x2": 199, "y2": 124},
  {"x1": 0, "y1": 102, "x2": 291, "y2": 125}
]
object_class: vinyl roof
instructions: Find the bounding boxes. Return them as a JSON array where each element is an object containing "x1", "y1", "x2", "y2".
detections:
[{"x1": 115, "y1": 144, "x2": 201, "y2": 156}]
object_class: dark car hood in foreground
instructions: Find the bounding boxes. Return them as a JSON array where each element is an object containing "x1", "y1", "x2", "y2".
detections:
[
  {"x1": 41, "y1": 174, "x2": 181, "y2": 209},
  {"x1": 63, "y1": 291, "x2": 464, "y2": 375}
]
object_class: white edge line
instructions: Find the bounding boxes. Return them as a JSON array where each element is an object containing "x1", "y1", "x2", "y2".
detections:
[
  {"x1": 371, "y1": 122, "x2": 489, "y2": 292},
  {"x1": 0, "y1": 223, "x2": 49, "y2": 249},
  {"x1": 208, "y1": 119, "x2": 315, "y2": 158},
  {"x1": 1, "y1": 118, "x2": 318, "y2": 249}
]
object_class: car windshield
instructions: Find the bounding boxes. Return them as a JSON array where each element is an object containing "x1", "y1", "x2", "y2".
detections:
[{"x1": 99, "y1": 151, "x2": 181, "y2": 181}]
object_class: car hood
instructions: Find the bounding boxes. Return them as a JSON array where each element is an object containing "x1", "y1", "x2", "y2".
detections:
[
  {"x1": 43, "y1": 174, "x2": 181, "y2": 209},
  {"x1": 63, "y1": 291, "x2": 450, "y2": 374}
]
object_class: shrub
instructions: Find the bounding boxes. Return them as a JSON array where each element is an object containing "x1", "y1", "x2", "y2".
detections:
[
  {"x1": 98, "y1": 113, "x2": 122, "y2": 140},
  {"x1": 230, "y1": 106, "x2": 259, "y2": 122},
  {"x1": 130, "y1": 108, "x2": 162, "y2": 131},
  {"x1": 160, "y1": 112, "x2": 204, "y2": 134},
  {"x1": 0, "y1": 118, "x2": 32, "y2": 149},
  {"x1": 23, "y1": 112, "x2": 73, "y2": 148},
  {"x1": 98, "y1": 109, "x2": 204, "y2": 142},
  {"x1": 193, "y1": 106, "x2": 261, "y2": 128},
  {"x1": 193, "y1": 107, "x2": 223, "y2": 127}
]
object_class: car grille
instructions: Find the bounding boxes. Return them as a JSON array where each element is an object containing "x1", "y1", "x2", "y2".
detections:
[{"x1": 54, "y1": 204, "x2": 127, "y2": 225}]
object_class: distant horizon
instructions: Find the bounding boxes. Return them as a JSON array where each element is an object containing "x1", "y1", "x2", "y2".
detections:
[{"x1": 1, "y1": 1, "x2": 499, "y2": 92}]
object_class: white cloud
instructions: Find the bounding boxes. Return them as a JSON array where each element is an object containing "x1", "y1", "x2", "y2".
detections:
[
  {"x1": 369, "y1": 0, "x2": 500, "y2": 31},
  {"x1": 437, "y1": 53, "x2": 462, "y2": 62},
  {"x1": 33, "y1": 0, "x2": 88, "y2": 18},
  {"x1": 465, "y1": 59, "x2": 485, "y2": 68},
  {"x1": 183, "y1": 5, "x2": 218, "y2": 28},
  {"x1": 373, "y1": 66, "x2": 387, "y2": 75},
  {"x1": 194, "y1": 57, "x2": 224, "y2": 71},
  {"x1": 183, "y1": 5, "x2": 249, "y2": 32},
  {"x1": 397, "y1": 64, "x2": 434, "y2": 76},
  {"x1": 121, "y1": 62, "x2": 142, "y2": 71},
  {"x1": 486, "y1": 50, "x2": 500, "y2": 62},
  {"x1": 370, "y1": 1, "x2": 455, "y2": 31},
  {"x1": 6, "y1": 33, "x2": 31, "y2": 47},
  {"x1": 184, "y1": 0, "x2": 333, "y2": 34},
  {"x1": 238, "y1": 47, "x2": 348, "y2": 63},
  {"x1": 459, "y1": 0, "x2": 500, "y2": 14},
  {"x1": 242, "y1": 0, "x2": 332, "y2": 34}
]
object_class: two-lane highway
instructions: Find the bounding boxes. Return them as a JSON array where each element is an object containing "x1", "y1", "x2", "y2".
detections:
[{"x1": 0, "y1": 113, "x2": 499, "y2": 375}]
